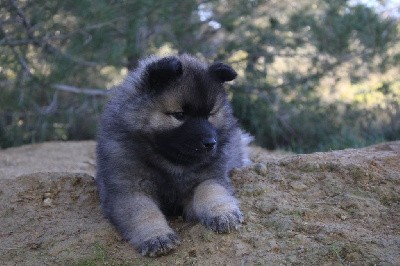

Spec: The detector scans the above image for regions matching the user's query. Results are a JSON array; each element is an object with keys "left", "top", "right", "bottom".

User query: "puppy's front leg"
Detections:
[
  {"left": 107, "top": 193, "right": 179, "bottom": 257},
  {"left": 191, "top": 179, "right": 243, "bottom": 233}
]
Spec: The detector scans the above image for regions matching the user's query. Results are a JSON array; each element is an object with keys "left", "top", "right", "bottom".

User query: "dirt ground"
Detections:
[{"left": 0, "top": 141, "right": 399, "bottom": 265}]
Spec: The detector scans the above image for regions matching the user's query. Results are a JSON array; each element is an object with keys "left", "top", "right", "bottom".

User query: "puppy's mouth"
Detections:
[{"left": 176, "top": 152, "right": 215, "bottom": 165}]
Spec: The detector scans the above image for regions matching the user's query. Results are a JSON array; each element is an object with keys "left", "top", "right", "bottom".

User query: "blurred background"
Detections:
[{"left": 1, "top": 0, "right": 399, "bottom": 153}]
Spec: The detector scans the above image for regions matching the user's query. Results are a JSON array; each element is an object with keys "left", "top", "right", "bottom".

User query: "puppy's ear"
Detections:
[
  {"left": 208, "top": 62, "right": 237, "bottom": 83},
  {"left": 146, "top": 56, "right": 183, "bottom": 89}
]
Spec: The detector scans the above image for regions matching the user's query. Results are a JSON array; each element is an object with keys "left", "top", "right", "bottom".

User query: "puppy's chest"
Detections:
[
  {"left": 156, "top": 174, "right": 195, "bottom": 216},
  {"left": 158, "top": 173, "right": 197, "bottom": 198}
]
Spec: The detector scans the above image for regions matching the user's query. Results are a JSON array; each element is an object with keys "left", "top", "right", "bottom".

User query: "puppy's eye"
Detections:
[{"left": 169, "top": 112, "right": 185, "bottom": 121}]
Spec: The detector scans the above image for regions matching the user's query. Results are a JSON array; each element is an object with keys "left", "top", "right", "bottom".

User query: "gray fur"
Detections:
[{"left": 96, "top": 54, "right": 251, "bottom": 256}]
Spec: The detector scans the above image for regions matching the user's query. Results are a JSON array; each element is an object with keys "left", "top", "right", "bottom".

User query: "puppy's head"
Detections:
[{"left": 124, "top": 55, "right": 237, "bottom": 165}]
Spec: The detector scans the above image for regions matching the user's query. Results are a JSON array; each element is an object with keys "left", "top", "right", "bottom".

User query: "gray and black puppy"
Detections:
[{"left": 96, "top": 54, "right": 252, "bottom": 257}]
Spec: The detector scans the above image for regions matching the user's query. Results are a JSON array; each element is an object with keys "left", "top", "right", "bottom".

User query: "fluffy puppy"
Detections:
[{"left": 96, "top": 54, "right": 251, "bottom": 257}]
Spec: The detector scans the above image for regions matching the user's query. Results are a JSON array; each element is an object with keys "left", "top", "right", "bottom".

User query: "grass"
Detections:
[
  {"left": 330, "top": 244, "right": 346, "bottom": 266},
  {"left": 74, "top": 242, "right": 110, "bottom": 266}
]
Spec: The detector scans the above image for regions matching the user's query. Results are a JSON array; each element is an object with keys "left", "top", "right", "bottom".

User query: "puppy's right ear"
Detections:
[
  {"left": 146, "top": 56, "right": 183, "bottom": 90},
  {"left": 208, "top": 62, "right": 237, "bottom": 83}
]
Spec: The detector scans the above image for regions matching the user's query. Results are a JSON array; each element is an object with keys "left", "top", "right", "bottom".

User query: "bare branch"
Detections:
[
  {"left": 40, "top": 91, "right": 58, "bottom": 115},
  {"left": 52, "top": 84, "right": 109, "bottom": 96},
  {"left": 0, "top": 38, "right": 36, "bottom": 47},
  {"left": 11, "top": 47, "right": 33, "bottom": 76}
]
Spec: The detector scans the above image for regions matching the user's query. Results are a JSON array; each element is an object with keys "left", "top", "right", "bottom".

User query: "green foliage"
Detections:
[
  {"left": 232, "top": 89, "right": 399, "bottom": 153},
  {"left": 1, "top": 0, "right": 399, "bottom": 152}
]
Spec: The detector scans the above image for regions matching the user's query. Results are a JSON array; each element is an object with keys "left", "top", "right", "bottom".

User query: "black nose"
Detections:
[{"left": 202, "top": 137, "right": 216, "bottom": 151}]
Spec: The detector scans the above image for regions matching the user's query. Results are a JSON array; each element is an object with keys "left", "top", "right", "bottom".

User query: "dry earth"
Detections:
[{"left": 0, "top": 141, "right": 399, "bottom": 265}]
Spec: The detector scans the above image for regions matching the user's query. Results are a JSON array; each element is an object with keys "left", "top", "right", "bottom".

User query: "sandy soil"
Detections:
[{"left": 0, "top": 141, "right": 399, "bottom": 265}]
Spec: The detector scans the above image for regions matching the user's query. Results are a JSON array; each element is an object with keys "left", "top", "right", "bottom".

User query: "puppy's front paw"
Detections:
[
  {"left": 202, "top": 209, "right": 244, "bottom": 233},
  {"left": 192, "top": 180, "right": 244, "bottom": 234},
  {"left": 139, "top": 233, "right": 180, "bottom": 257}
]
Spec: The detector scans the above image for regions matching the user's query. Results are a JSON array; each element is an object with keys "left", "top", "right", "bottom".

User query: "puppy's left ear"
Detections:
[
  {"left": 208, "top": 62, "right": 237, "bottom": 83},
  {"left": 146, "top": 56, "right": 183, "bottom": 89}
]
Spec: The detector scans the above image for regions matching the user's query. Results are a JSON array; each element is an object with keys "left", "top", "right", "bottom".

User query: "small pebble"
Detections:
[
  {"left": 290, "top": 181, "right": 308, "bottom": 191},
  {"left": 43, "top": 198, "right": 53, "bottom": 207},
  {"left": 253, "top": 163, "right": 268, "bottom": 176},
  {"left": 43, "top": 192, "right": 53, "bottom": 198}
]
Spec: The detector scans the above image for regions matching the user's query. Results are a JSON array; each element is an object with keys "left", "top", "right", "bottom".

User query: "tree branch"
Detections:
[
  {"left": 11, "top": 47, "right": 33, "bottom": 76},
  {"left": 52, "top": 84, "right": 109, "bottom": 96},
  {"left": 0, "top": 38, "right": 36, "bottom": 47}
]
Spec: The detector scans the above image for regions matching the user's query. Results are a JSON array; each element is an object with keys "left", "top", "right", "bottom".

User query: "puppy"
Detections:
[{"left": 96, "top": 54, "right": 251, "bottom": 256}]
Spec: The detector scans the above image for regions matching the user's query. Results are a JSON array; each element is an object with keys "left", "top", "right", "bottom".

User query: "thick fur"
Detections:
[{"left": 96, "top": 54, "right": 252, "bottom": 257}]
